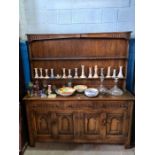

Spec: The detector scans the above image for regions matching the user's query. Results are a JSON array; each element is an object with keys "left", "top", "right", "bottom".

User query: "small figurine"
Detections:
[
  {"left": 67, "top": 79, "right": 73, "bottom": 87},
  {"left": 74, "top": 68, "right": 79, "bottom": 78},
  {"left": 112, "top": 69, "right": 117, "bottom": 78},
  {"left": 88, "top": 67, "right": 93, "bottom": 78},
  {"left": 45, "top": 69, "right": 49, "bottom": 79},
  {"left": 80, "top": 65, "right": 86, "bottom": 78},
  {"left": 106, "top": 66, "right": 111, "bottom": 78},
  {"left": 33, "top": 80, "right": 40, "bottom": 96},
  {"left": 68, "top": 69, "right": 72, "bottom": 78},
  {"left": 62, "top": 68, "right": 67, "bottom": 78},
  {"left": 39, "top": 68, "right": 44, "bottom": 78},
  {"left": 93, "top": 65, "right": 99, "bottom": 78},
  {"left": 48, "top": 94, "right": 56, "bottom": 98},
  {"left": 42, "top": 80, "right": 48, "bottom": 95},
  {"left": 27, "top": 82, "right": 33, "bottom": 97},
  {"left": 47, "top": 84, "right": 52, "bottom": 95},
  {"left": 117, "top": 66, "right": 124, "bottom": 78},
  {"left": 50, "top": 68, "right": 55, "bottom": 78},
  {"left": 34, "top": 68, "right": 39, "bottom": 78},
  {"left": 100, "top": 68, "right": 104, "bottom": 77}
]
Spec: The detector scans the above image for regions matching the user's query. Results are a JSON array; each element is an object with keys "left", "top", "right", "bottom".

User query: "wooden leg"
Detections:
[
  {"left": 28, "top": 132, "right": 35, "bottom": 147},
  {"left": 29, "top": 142, "right": 35, "bottom": 147},
  {"left": 125, "top": 102, "right": 134, "bottom": 149},
  {"left": 125, "top": 142, "right": 132, "bottom": 149}
]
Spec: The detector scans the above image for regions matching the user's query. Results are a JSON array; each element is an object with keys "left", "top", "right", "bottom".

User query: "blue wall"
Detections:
[
  {"left": 19, "top": 41, "right": 31, "bottom": 86},
  {"left": 20, "top": 39, "right": 135, "bottom": 93}
]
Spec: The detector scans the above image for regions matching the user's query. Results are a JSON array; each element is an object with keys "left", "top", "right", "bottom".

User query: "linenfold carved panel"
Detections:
[
  {"left": 56, "top": 113, "right": 74, "bottom": 135},
  {"left": 84, "top": 113, "right": 101, "bottom": 135},
  {"left": 106, "top": 113, "right": 124, "bottom": 136},
  {"left": 34, "top": 111, "right": 50, "bottom": 135}
]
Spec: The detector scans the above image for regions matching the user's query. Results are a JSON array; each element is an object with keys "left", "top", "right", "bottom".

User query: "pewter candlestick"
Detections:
[
  {"left": 112, "top": 69, "right": 117, "bottom": 78},
  {"left": 99, "top": 76, "right": 108, "bottom": 94},
  {"left": 74, "top": 68, "right": 78, "bottom": 78},
  {"left": 100, "top": 68, "right": 104, "bottom": 77}
]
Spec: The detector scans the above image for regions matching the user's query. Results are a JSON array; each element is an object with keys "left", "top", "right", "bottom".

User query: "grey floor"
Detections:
[{"left": 24, "top": 143, "right": 135, "bottom": 155}]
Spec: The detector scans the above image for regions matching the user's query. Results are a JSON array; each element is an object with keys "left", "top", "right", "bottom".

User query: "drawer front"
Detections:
[{"left": 28, "top": 100, "right": 129, "bottom": 110}]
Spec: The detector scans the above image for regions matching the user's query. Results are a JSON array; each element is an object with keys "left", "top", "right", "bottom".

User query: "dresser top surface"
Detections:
[{"left": 23, "top": 91, "right": 134, "bottom": 101}]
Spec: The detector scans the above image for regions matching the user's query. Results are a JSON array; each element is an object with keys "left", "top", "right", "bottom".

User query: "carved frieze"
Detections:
[{"left": 30, "top": 101, "right": 128, "bottom": 110}]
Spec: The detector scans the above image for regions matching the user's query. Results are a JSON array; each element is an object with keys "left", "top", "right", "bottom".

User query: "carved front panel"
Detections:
[
  {"left": 56, "top": 113, "right": 74, "bottom": 136},
  {"left": 105, "top": 112, "right": 127, "bottom": 138},
  {"left": 79, "top": 112, "right": 104, "bottom": 140},
  {"left": 33, "top": 111, "right": 51, "bottom": 135}
]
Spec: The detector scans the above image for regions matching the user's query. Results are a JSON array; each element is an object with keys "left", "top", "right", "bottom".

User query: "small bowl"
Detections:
[
  {"left": 56, "top": 87, "right": 76, "bottom": 97},
  {"left": 74, "top": 85, "right": 88, "bottom": 93},
  {"left": 84, "top": 88, "right": 99, "bottom": 97}
]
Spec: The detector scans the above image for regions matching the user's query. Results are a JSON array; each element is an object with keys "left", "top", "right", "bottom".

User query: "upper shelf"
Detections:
[{"left": 30, "top": 56, "right": 128, "bottom": 61}]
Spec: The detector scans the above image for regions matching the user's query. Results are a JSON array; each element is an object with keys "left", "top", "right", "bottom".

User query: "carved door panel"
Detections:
[
  {"left": 53, "top": 112, "right": 76, "bottom": 140},
  {"left": 104, "top": 111, "right": 128, "bottom": 139},
  {"left": 79, "top": 112, "right": 105, "bottom": 140},
  {"left": 33, "top": 111, "right": 51, "bottom": 136}
]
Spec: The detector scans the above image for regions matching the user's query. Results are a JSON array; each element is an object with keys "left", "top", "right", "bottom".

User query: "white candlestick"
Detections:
[
  {"left": 93, "top": 65, "right": 98, "bottom": 78},
  {"left": 39, "top": 68, "right": 44, "bottom": 78},
  {"left": 117, "top": 66, "right": 124, "bottom": 78},
  {"left": 45, "top": 69, "right": 49, "bottom": 79},
  {"left": 68, "top": 69, "right": 72, "bottom": 78},
  {"left": 88, "top": 67, "right": 93, "bottom": 78},
  {"left": 62, "top": 68, "right": 67, "bottom": 78},
  {"left": 80, "top": 65, "right": 86, "bottom": 78},
  {"left": 106, "top": 66, "right": 111, "bottom": 78},
  {"left": 34, "top": 68, "right": 39, "bottom": 78},
  {"left": 50, "top": 68, "right": 54, "bottom": 78},
  {"left": 74, "top": 68, "right": 79, "bottom": 78}
]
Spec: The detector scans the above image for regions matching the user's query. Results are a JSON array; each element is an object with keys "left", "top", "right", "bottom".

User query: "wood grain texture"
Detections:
[{"left": 24, "top": 32, "right": 134, "bottom": 148}]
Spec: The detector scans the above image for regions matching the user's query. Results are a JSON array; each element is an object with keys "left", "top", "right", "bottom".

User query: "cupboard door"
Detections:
[
  {"left": 53, "top": 112, "right": 76, "bottom": 140},
  {"left": 33, "top": 111, "right": 51, "bottom": 136},
  {"left": 57, "top": 113, "right": 74, "bottom": 135},
  {"left": 105, "top": 111, "right": 128, "bottom": 140},
  {"left": 79, "top": 112, "right": 105, "bottom": 140}
]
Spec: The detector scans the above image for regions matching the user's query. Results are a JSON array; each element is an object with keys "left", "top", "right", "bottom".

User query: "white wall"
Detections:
[{"left": 19, "top": 0, "right": 135, "bottom": 40}]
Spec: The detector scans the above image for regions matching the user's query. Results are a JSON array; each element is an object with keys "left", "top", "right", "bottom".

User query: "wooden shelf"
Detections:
[
  {"left": 30, "top": 56, "right": 128, "bottom": 61},
  {"left": 32, "top": 77, "right": 126, "bottom": 80}
]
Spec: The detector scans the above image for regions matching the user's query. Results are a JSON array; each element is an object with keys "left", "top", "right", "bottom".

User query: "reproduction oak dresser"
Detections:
[{"left": 23, "top": 32, "right": 134, "bottom": 148}]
